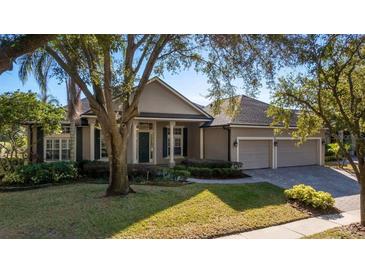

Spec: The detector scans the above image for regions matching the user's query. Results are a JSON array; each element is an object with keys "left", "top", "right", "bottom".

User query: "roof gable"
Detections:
[
  {"left": 78, "top": 77, "right": 212, "bottom": 120},
  {"left": 138, "top": 78, "right": 211, "bottom": 118}
]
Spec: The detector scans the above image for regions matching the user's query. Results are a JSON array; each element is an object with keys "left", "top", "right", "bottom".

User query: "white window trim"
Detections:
[
  {"left": 165, "top": 126, "right": 185, "bottom": 159},
  {"left": 44, "top": 137, "right": 71, "bottom": 162}
]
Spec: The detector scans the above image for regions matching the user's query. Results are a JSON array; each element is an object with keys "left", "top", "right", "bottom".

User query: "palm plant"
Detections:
[{"left": 18, "top": 51, "right": 59, "bottom": 105}]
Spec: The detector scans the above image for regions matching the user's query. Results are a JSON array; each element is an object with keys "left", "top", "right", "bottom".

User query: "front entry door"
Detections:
[{"left": 139, "top": 132, "right": 150, "bottom": 163}]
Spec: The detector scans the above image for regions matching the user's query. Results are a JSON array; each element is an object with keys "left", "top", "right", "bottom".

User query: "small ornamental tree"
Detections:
[
  {"left": 4, "top": 34, "right": 289, "bottom": 196},
  {"left": 267, "top": 34, "right": 365, "bottom": 225},
  {"left": 0, "top": 91, "right": 65, "bottom": 172}
]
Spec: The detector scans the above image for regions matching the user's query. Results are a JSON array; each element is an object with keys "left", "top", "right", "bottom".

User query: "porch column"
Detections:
[
  {"left": 88, "top": 118, "right": 95, "bottom": 161},
  {"left": 132, "top": 120, "right": 138, "bottom": 164},
  {"left": 169, "top": 121, "right": 175, "bottom": 167},
  {"left": 273, "top": 140, "right": 277, "bottom": 169},
  {"left": 26, "top": 125, "right": 31, "bottom": 164},
  {"left": 69, "top": 121, "right": 76, "bottom": 161},
  {"left": 153, "top": 121, "right": 157, "bottom": 164},
  {"left": 200, "top": 127, "right": 204, "bottom": 159}
]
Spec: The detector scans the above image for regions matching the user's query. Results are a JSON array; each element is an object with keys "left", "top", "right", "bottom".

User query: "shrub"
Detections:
[
  {"left": 284, "top": 184, "right": 335, "bottom": 210},
  {"left": 182, "top": 159, "right": 233, "bottom": 169},
  {"left": 19, "top": 161, "right": 78, "bottom": 185},
  {"left": 188, "top": 167, "right": 213, "bottom": 178},
  {"left": 81, "top": 161, "right": 109, "bottom": 178},
  {"left": 171, "top": 169, "right": 191, "bottom": 181},
  {"left": 187, "top": 166, "right": 243, "bottom": 179},
  {"left": 2, "top": 161, "right": 78, "bottom": 186},
  {"left": 173, "top": 165, "right": 187, "bottom": 170},
  {"left": 128, "top": 164, "right": 165, "bottom": 181},
  {"left": 1, "top": 172, "right": 24, "bottom": 185}
]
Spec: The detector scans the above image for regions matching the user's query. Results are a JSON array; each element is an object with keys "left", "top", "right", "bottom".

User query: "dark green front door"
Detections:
[{"left": 138, "top": 132, "right": 150, "bottom": 163}]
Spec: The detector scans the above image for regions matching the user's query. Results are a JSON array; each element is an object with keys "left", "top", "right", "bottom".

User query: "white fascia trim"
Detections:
[
  {"left": 134, "top": 117, "right": 211, "bottom": 122},
  {"left": 236, "top": 137, "right": 275, "bottom": 141},
  {"left": 149, "top": 77, "right": 212, "bottom": 118},
  {"left": 275, "top": 137, "right": 321, "bottom": 140},
  {"left": 230, "top": 124, "right": 298, "bottom": 129}
]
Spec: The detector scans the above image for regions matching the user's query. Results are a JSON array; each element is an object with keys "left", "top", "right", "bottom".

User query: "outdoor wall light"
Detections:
[
  {"left": 274, "top": 141, "right": 278, "bottom": 146},
  {"left": 322, "top": 140, "right": 326, "bottom": 145},
  {"left": 233, "top": 140, "right": 238, "bottom": 147}
]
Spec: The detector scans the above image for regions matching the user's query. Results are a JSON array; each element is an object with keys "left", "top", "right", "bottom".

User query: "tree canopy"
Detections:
[
  {"left": 267, "top": 34, "right": 365, "bottom": 224},
  {"left": 0, "top": 91, "right": 65, "bottom": 171}
]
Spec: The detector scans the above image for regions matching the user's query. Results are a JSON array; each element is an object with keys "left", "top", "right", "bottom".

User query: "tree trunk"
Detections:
[
  {"left": 105, "top": 127, "right": 132, "bottom": 196},
  {"left": 360, "top": 171, "right": 365, "bottom": 226}
]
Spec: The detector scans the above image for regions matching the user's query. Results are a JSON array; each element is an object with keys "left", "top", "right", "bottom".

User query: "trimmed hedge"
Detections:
[
  {"left": 181, "top": 159, "right": 242, "bottom": 169},
  {"left": 79, "top": 160, "right": 167, "bottom": 182},
  {"left": 186, "top": 166, "right": 244, "bottom": 179},
  {"left": 284, "top": 184, "right": 335, "bottom": 210}
]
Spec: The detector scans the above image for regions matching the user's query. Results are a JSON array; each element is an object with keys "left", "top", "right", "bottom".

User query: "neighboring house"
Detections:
[{"left": 26, "top": 77, "right": 325, "bottom": 169}]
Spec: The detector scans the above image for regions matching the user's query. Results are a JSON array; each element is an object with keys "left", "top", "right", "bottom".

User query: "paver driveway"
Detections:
[{"left": 245, "top": 166, "right": 359, "bottom": 198}]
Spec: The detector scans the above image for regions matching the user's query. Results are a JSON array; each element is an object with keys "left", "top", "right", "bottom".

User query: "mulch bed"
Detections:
[
  {"left": 345, "top": 223, "right": 365, "bottom": 237},
  {"left": 288, "top": 200, "right": 341, "bottom": 217}
]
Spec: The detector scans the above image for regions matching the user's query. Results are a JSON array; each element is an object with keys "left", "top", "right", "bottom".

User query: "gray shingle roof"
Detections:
[{"left": 204, "top": 95, "right": 297, "bottom": 127}]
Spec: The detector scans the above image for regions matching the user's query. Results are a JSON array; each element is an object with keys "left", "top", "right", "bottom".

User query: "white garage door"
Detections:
[
  {"left": 277, "top": 140, "right": 318, "bottom": 167},
  {"left": 238, "top": 140, "right": 271, "bottom": 169}
]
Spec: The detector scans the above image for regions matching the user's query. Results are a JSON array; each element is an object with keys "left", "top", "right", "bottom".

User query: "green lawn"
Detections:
[
  {"left": 305, "top": 227, "right": 365, "bottom": 239},
  {"left": 0, "top": 182, "right": 309, "bottom": 239}
]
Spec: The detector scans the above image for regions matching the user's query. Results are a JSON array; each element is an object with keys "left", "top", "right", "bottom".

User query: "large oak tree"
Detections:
[{"left": 3, "top": 34, "right": 287, "bottom": 196}]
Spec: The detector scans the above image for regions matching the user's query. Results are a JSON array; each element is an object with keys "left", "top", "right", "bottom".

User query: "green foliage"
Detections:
[
  {"left": 284, "top": 184, "right": 335, "bottom": 210},
  {"left": 0, "top": 91, "right": 65, "bottom": 172},
  {"left": 2, "top": 161, "right": 78, "bottom": 186},
  {"left": 326, "top": 143, "right": 351, "bottom": 167},
  {"left": 186, "top": 166, "right": 243, "bottom": 179},
  {"left": 181, "top": 159, "right": 236, "bottom": 169},
  {"left": 173, "top": 165, "right": 186, "bottom": 170},
  {"left": 267, "top": 35, "right": 365, "bottom": 179},
  {"left": 79, "top": 161, "right": 169, "bottom": 182},
  {"left": 2, "top": 172, "right": 23, "bottom": 185},
  {"left": 170, "top": 169, "right": 191, "bottom": 181}
]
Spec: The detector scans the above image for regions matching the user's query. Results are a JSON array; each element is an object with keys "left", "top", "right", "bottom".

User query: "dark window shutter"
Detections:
[
  {"left": 76, "top": 127, "right": 83, "bottom": 161},
  {"left": 183, "top": 127, "right": 188, "bottom": 157},
  {"left": 94, "top": 128, "right": 100, "bottom": 160},
  {"left": 163, "top": 127, "right": 167, "bottom": 158},
  {"left": 36, "top": 127, "right": 44, "bottom": 162}
]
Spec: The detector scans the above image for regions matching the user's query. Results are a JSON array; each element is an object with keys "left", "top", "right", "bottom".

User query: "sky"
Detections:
[{"left": 0, "top": 63, "right": 273, "bottom": 106}]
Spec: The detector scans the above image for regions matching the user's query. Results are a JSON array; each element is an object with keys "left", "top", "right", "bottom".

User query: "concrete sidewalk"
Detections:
[{"left": 219, "top": 209, "right": 360, "bottom": 239}]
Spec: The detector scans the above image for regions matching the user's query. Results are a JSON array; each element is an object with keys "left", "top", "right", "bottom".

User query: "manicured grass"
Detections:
[
  {"left": 0, "top": 182, "right": 309, "bottom": 239},
  {"left": 305, "top": 226, "right": 365, "bottom": 239}
]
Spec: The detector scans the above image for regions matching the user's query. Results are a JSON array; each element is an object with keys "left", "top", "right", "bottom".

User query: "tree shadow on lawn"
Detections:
[
  {"left": 204, "top": 182, "right": 287, "bottom": 211},
  {"left": 87, "top": 182, "right": 288, "bottom": 238},
  {"left": 0, "top": 182, "right": 289, "bottom": 239}
]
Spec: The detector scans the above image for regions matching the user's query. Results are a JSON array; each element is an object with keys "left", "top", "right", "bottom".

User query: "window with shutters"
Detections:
[{"left": 167, "top": 127, "right": 184, "bottom": 157}]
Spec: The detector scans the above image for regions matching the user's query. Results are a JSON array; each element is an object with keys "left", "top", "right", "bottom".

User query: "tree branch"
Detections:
[{"left": 0, "top": 34, "right": 56, "bottom": 74}]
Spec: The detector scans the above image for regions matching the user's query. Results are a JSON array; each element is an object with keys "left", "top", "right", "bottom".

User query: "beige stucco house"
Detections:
[{"left": 26, "top": 77, "right": 325, "bottom": 170}]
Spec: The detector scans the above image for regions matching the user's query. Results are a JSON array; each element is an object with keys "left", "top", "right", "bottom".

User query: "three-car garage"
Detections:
[{"left": 236, "top": 137, "right": 322, "bottom": 170}]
